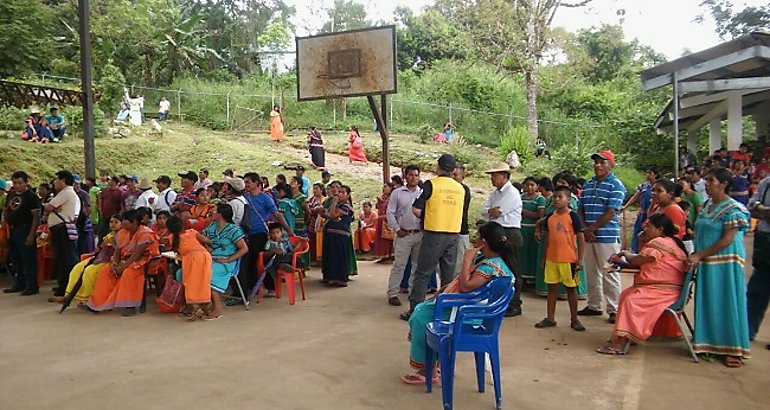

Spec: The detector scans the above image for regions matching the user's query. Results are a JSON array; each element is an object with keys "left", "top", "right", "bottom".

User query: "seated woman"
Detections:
[
  {"left": 21, "top": 109, "right": 53, "bottom": 143},
  {"left": 188, "top": 188, "right": 215, "bottom": 231},
  {"left": 84, "top": 210, "right": 160, "bottom": 316},
  {"left": 151, "top": 210, "right": 171, "bottom": 251},
  {"left": 402, "top": 221, "right": 514, "bottom": 385},
  {"left": 198, "top": 204, "right": 248, "bottom": 319},
  {"left": 354, "top": 201, "right": 377, "bottom": 253},
  {"left": 63, "top": 214, "right": 123, "bottom": 304},
  {"left": 167, "top": 216, "right": 214, "bottom": 321},
  {"left": 596, "top": 213, "right": 688, "bottom": 355}
]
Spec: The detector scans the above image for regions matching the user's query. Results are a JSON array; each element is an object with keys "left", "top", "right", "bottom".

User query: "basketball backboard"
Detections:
[{"left": 296, "top": 26, "right": 397, "bottom": 101}]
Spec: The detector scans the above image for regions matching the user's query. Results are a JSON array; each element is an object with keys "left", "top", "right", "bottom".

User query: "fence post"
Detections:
[
  {"left": 177, "top": 89, "right": 182, "bottom": 122},
  {"left": 226, "top": 91, "right": 231, "bottom": 129}
]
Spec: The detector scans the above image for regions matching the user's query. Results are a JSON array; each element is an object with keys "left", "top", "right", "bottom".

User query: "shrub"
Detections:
[
  {"left": 498, "top": 126, "right": 533, "bottom": 165},
  {"left": 450, "top": 144, "right": 485, "bottom": 173},
  {"left": 612, "top": 166, "right": 644, "bottom": 196}
]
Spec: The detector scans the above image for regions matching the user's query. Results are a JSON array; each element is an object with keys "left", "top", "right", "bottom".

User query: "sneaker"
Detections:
[
  {"left": 3, "top": 287, "right": 23, "bottom": 294},
  {"left": 608, "top": 313, "right": 617, "bottom": 324},
  {"left": 20, "top": 289, "right": 39, "bottom": 296},
  {"left": 570, "top": 319, "right": 586, "bottom": 331},
  {"left": 577, "top": 306, "right": 603, "bottom": 316},
  {"left": 388, "top": 297, "right": 402, "bottom": 306},
  {"left": 52, "top": 137, "right": 60, "bottom": 143}
]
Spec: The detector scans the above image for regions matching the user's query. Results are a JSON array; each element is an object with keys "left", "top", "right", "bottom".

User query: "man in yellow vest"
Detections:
[{"left": 400, "top": 154, "right": 470, "bottom": 320}]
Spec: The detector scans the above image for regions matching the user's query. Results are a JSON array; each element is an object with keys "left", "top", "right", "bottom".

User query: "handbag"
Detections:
[
  {"left": 53, "top": 212, "right": 79, "bottom": 241},
  {"left": 159, "top": 273, "right": 184, "bottom": 308},
  {"left": 381, "top": 220, "right": 396, "bottom": 240}
]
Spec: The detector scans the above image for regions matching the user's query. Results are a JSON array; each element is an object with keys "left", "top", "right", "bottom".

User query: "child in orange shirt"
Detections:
[{"left": 536, "top": 186, "right": 586, "bottom": 331}]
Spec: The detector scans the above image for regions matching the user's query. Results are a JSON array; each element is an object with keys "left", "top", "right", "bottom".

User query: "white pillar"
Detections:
[
  {"left": 709, "top": 118, "right": 722, "bottom": 154},
  {"left": 726, "top": 92, "right": 742, "bottom": 151},
  {"left": 687, "top": 130, "right": 698, "bottom": 155}
]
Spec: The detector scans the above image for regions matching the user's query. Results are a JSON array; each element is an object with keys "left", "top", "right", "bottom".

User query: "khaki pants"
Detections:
[
  {"left": 583, "top": 241, "right": 621, "bottom": 314},
  {"left": 386, "top": 232, "right": 422, "bottom": 298}
]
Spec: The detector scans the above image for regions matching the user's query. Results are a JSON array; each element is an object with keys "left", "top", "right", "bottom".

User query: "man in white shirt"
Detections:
[
  {"left": 686, "top": 167, "right": 708, "bottom": 199},
  {"left": 134, "top": 178, "right": 158, "bottom": 217},
  {"left": 385, "top": 165, "right": 423, "bottom": 307},
  {"left": 44, "top": 170, "right": 81, "bottom": 301},
  {"left": 158, "top": 97, "right": 171, "bottom": 121},
  {"left": 482, "top": 162, "right": 524, "bottom": 316},
  {"left": 152, "top": 175, "right": 176, "bottom": 215},
  {"left": 223, "top": 176, "right": 247, "bottom": 224},
  {"left": 194, "top": 168, "right": 213, "bottom": 191}
]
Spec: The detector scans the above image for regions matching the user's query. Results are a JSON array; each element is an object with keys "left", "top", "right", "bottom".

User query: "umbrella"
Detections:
[{"left": 60, "top": 256, "right": 96, "bottom": 313}]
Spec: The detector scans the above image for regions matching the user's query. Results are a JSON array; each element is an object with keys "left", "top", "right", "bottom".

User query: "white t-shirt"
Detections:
[
  {"left": 159, "top": 100, "right": 171, "bottom": 113},
  {"left": 154, "top": 187, "right": 177, "bottom": 214},
  {"left": 48, "top": 186, "right": 81, "bottom": 226},
  {"left": 135, "top": 189, "right": 158, "bottom": 210},
  {"left": 227, "top": 196, "right": 246, "bottom": 225}
]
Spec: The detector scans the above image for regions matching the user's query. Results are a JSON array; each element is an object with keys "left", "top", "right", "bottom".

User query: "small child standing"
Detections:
[
  {"left": 536, "top": 186, "right": 586, "bottom": 331},
  {"left": 264, "top": 222, "right": 294, "bottom": 297}
]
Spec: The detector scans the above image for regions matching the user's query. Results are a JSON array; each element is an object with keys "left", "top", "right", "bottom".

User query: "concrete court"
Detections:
[{"left": 1, "top": 260, "right": 769, "bottom": 410}]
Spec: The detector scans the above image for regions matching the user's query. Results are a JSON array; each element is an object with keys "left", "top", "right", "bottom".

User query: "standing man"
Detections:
[
  {"left": 482, "top": 162, "right": 524, "bottom": 317},
  {"left": 72, "top": 175, "right": 94, "bottom": 256},
  {"left": 385, "top": 165, "right": 423, "bottom": 307},
  {"left": 45, "top": 170, "right": 80, "bottom": 302},
  {"left": 686, "top": 166, "right": 708, "bottom": 199},
  {"left": 98, "top": 176, "right": 122, "bottom": 242},
  {"left": 2, "top": 171, "right": 41, "bottom": 295},
  {"left": 158, "top": 96, "right": 171, "bottom": 121},
  {"left": 747, "top": 175, "right": 770, "bottom": 344},
  {"left": 193, "top": 168, "right": 213, "bottom": 191},
  {"left": 152, "top": 175, "right": 176, "bottom": 215},
  {"left": 403, "top": 154, "right": 469, "bottom": 319},
  {"left": 134, "top": 178, "right": 158, "bottom": 212},
  {"left": 578, "top": 150, "right": 626, "bottom": 323},
  {"left": 452, "top": 164, "right": 472, "bottom": 276}
]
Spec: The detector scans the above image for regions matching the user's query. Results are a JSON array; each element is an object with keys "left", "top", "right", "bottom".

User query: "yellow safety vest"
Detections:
[{"left": 424, "top": 176, "right": 465, "bottom": 233}]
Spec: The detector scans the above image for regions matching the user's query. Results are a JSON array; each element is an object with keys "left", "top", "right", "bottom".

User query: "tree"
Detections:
[
  {"left": 395, "top": 7, "right": 474, "bottom": 71},
  {"left": 320, "top": 0, "right": 370, "bottom": 34},
  {"left": 697, "top": 1, "right": 770, "bottom": 39},
  {"left": 0, "top": 0, "right": 54, "bottom": 78},
  {"left": 574, "top": 25, "right": 635, "bottom": 84},
  {"left": 98, "top": 61, "right": 126, "bottom": 124}
]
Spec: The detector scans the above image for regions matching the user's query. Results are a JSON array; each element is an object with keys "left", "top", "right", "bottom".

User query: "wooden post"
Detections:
[
  {"left": 368, "top": 95, "right": 390, "bottom": 184},
  {"left": 78, "top": 0, "right": 96, "bottom": 179}
]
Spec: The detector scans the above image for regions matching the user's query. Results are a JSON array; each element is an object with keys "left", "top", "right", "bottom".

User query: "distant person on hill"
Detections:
[
  {"left": 432, "top": 122, "right": 454, "bottom": 143},
  {"left": 348, "top": 126, "right": 368, "bottom": 164},
  {"left": 158, "top": 97, "right": 171, "bottom": 121},
  {"left": 307, "top": 126, "right": 325, "bottom": 169},
  {"left": 21, "top": 108, "right": 54, "bottom": 143},
  {"left": 534, "top": 136, "right": 551, "bottom": 160},
  {"left": 45, "top": 107, "right": 66, "bottom": 142},
  {"left": 270, "top": 105, "right": 284, "bottom": 142}
]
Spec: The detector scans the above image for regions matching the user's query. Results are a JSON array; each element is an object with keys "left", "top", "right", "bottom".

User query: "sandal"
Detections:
[
  {"left": 535, "top": 318, "right": 557, "bottom": 328},
  {"left": 596, "top": 345, "right": 626, "bottom": 355},
  {"left": 401, "top": 372, "right": 440, "bottom": 386},
  {"left": 724, "top": 356, "right": 743, "bottom": 368},
  {"left": 204, "top": 313, "right": 223, "bottom": 321},
  {"left": 570, "top": 319, "right": 586, "bottom": 332},
  {"left": 187, "top": 306, "right": 206, "bottom": 322}
]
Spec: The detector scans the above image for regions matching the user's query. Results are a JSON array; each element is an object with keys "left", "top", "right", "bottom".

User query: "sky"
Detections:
[{"left": 284, "top": 0, "right": 768, "bottom": 60}]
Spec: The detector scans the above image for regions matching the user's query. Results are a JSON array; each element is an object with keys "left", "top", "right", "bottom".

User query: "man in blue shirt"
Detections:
[
  {"left": 45, "top": 107, "right": 66, "bottom": 142},
  {"left": 578, "top": 150, "right": 626, "bottom": 324}
]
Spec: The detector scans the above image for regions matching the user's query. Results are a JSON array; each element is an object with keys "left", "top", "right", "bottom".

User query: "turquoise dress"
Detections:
[
  {"left": 407, "top": 255, "right": 513, "bottom": 369},
  {"left": 521, "top": 193, "right": 546, "bottom": 281},
  {"left": 535, "top": 194, "right": 587, "bottom": 299},
  {"left": 203, "top": 222, "right": 245, "bottom": 293},
  {"left": 693, "top": 197, "right": 751, "bottom": 359}
]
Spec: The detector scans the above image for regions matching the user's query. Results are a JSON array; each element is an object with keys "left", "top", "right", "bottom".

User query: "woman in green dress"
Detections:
[
  {"left": 689, "top": 168, "right": 751, "bottom": 367},
  {"left": 521, "top": 177, "right": 545, "bottom": 285}
]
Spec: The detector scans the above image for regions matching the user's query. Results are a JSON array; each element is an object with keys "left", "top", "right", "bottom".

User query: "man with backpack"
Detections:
[{"left": 152, "top": 175, "right": 177, "bottom": 215}]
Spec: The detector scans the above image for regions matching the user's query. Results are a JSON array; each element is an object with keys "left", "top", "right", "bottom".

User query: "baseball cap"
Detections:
[
  {"left": 591, "top": 150, "right": 616, "bottom": 165},
  {"left": 178, "top": 171, "right": 197, "bottom": 181},
  {"left": 223, "top": 176, "right": 246, "bottom": 192},
  {"left": 127, "top": 175, "right": 139, "bottom": 182},
  {"left": 321, "top": 170, "right": 332, "bottom": 178},
  {"left": 71, "top": 173, "right": 82, "bottom": 183},
  {"left": 437, "top": 153, "right": 457, "bottom": 172}
]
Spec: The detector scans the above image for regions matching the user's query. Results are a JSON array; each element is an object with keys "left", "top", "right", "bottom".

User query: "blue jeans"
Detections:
[
  {"left": 400, "top": 256, "right": 437, "bottom": 290},
  {"left": 159, "top": 111, "right": 168, "bottom": 121},
  {"left": 747, "top": 266, "right": 770, "bottom": 340},
  {"left": 51, "top": 126, "right": 65, "bottom": 140},
  {"left": 8, "top": 224, "right": 38, "bottom": 291}
]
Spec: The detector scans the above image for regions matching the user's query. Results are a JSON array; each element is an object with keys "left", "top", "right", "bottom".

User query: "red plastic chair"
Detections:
[{"left": 274, "top": 236, "right": 310, "bottom": 305}]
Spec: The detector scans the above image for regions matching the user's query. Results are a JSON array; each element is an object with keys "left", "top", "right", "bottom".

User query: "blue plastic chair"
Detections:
[
  {"left": 662, "top": 267, "right": 698, "bottom": 362},
  {"left": 425, "top": 276, "right": 514, "bottom": 410}
]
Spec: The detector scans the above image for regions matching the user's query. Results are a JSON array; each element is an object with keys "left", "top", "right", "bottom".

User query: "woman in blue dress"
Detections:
[
  {"left": 689, "top": 168, "right": 751, "bottom": 367},
  {"left": 402, "top": 221, "right": 514, "bottom": 385},
  {"left": 623, "top": 166, "right": 659, "bottom": 252},
  {"left": 199, "top": 203, "right": 248, "bottom": 319}
]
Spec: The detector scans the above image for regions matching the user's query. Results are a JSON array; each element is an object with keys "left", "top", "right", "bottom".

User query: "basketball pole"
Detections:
[{"left": 367, "top": 95, "right": 390, "bottom": 184}]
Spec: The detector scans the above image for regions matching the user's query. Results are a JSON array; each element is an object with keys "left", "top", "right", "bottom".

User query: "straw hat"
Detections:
[
  {"left": 485, "top": 162, "right": 511, "bottom": 174},
  {"left": 138, "top": 178, "right": 153, "bottom": 190}
]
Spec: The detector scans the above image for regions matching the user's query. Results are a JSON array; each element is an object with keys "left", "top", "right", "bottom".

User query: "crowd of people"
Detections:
[{"left": 1, "top": 142, "right": 769, "bottom": 378}]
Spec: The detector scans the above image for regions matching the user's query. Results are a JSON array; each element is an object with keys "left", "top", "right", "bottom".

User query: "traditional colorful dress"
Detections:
[
  {"left": 729, "top": 172, "right": 751, "bottom": 205},
  {"left": 348, "top": 131, "right": 367, "bottom": 162},
  {"left": 693, "top": 197, "right": 751, "bottom": 359},
  {"left": 354, "top": 210, "right": 378, "bottom": 252},
  {"left": 203, "top": 222, "right": 245, "bottom": 293},
  {"left": 189, "top": 203, "right": 215, "bottom": 231},
  {"left": 613, "top": 236, "right": 687, "bottom": 342},
  {"left": 373, "top": 195, "right": 394, "bottom": 258},
  {"left": 65, "top": 231, "right": 117, "bottom": 302},
  {"left": 632, "top": 182, "right": 653, "bottom": 252},
  {"left": 521, "top": 193, "right": 545, "bottom": 281},
  {"left": 175, "top": 229, "right": 213, "bottom": 305},
  {"left": 87, "top": 226, "right": 159, "bottom": 311},
  {"left": 278, "top": 197, "right": 299, "bottom": 232},
  {"left": 647, "top": 203, "right": 688, "bottom": 240},
  {"left": 535, "top": 194, "right": 587, "bottom": 298},
  {"left": 322, "top": 202, "right": 353, "bottom": 283},
  {"left": 308, "top": 195, "right": 325, "bottom": 262},
  {"left": 308, "top": 130, "right": 325, "bottom": 168},
  {"left": 407, "top": 255, "right": 512, "bottom": 369},
  {"left": 293, "top": 192, "right": 310, "bottom": 268},
  {"left": 270, "top": 109, "right": 284, "bottom": 142}
]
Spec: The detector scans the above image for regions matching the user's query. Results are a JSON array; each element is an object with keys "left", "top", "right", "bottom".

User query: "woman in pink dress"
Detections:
[
  {"left": 596, "top": 213, "right": 689, "bottom": 355},
  {"left": 270, "top": 105, "right": 284, "bottom": 142},
  {"left": 348, "top": 126, "right": 367, "bottom": 163}
]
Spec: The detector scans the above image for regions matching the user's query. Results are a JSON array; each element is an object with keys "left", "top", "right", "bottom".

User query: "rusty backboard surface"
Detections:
[{"left": 296, "top": 26, "right": 397, "bottom": 101}]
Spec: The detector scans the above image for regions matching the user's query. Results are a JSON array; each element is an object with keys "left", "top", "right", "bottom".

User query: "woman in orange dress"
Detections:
[
  {"left": 645, "top": 178, "right": 687, "bottom": 243},
  {"left": 270, "top": 105, "right": 284, "bottom": 142},
  {"left": 354, "top": 201, "right": 378, "bottom": 253},
  {"left": 596, "top": 213, "right": 688, "bottom": 355},
  {"left": 188, "top": 188, "right": 215, "bottom": 231},
  {"left": 347, "top": 126, "right": 367, "bottom": 163},
  {"left": 167, "top": 215, "right": 213, "bottom": 321},
  {"left": 85, "top": 209, "right": 159, "bottom": 316}
]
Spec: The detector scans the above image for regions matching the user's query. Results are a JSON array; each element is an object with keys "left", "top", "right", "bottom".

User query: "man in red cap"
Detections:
[{"left": 578, "top": 150, "right": 627, "bottom": 324}]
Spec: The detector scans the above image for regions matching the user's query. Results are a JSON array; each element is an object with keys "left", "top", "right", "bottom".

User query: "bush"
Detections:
[
  {"left": 450, "top": 144, "right": 485, "bottom": 173},
  {"left": 0, "top": 106, "right": 27, "bottom": 131},
  {"left": 550, "top": 141, "right": 595, "bottom": 179},
  {"left": 612, "top": 166, "right": 644, "bottom": 196},
  {"left": 498, "top": 126, "right": 533, "bottom": 165}
]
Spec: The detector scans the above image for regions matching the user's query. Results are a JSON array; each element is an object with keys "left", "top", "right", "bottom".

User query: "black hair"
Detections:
[
  {"left": 553, "top": 172, "right": 578, "bottom": 194},
  {"left": 38, "top": 183, "right": 51, "bottom": 192},
  {"left": 195, "top": 187, "right": 207, "bottom": 197},
  {"left": 55, "top": 170, "right": 74, "bottom": 186},
  {"left": 110, "top": 213, "right": 124, "bottom": 222},
  {"left": 339, "top": 185, "right": 352, "bottom": 204},
  {"left": 136, "top": 207, "right": 153, "bottom": 221},
  {"left": 109, "top": 175, "right": 120, "bottom": 183},
  {"left": 313, "top": 182, "right": 327, "bottom": 197},
  {"left": 362, "top": 200, "right": 372, "bottom": 207},
  {"left": 156, "top": 210, "right": 171, "bottom": 220},
  {"left": 122, "top": 209, "right": 142, "bottom": 224},
  {"left": 85, "top": 177, "right": 97, "bottom": 186},
  {"left": 291, "top": 175, "right": 303, "bottom": 187},
  {"left": 477, "top": 222, "right": 517, "bottom": 275},
  {"left": 647, "top": 213, "right": 688, "bottom": 255},
  {"left": 276, "top": 174, "right": 287, "bottom": 183},
  {"left": 330, "top": 180, "right": 343, "bottom": 187},
  {"left": 391, "top": 175, "right": 403, "bottom": 187},
  {"left": 732, "top": 159, "right": 745, "bottom": 167},
  {"left": 678, "top": 201, "right": 690, "bottom": 211},
  {"left": 11, "top": 171, "right": 29, "bottom": 182},
  {"left": 166, "top": 216, "right": 184, "bottom": 253},
  {"left": 268, "top": 222, "right": 282, "bottom": 233},
  {"left": 511, "top": 182, "right": 523, "bottom": 192},
  {"left": 209, "top": 182, "right": 221, "bottom": 193},
  {"left": 708, "top": 167, "right": 733, "bottom": 193},
  {"left": 243, "top": 172, "right": 260, "bottom": 183},
  {"left": 576, "top": 178, "right": 586, "bottom": 189},
  {"left": 654, "top": 178, "right": 677, "bottom": 195},
  {"left": 537, "top": 177, "right": 554, "bottom": 192},
  {"left": 275, "top": 182, "right": 291, "bottom": 197},
  {"left": 404, "top": 164, "right": 420, "bottom": 175},
  {"left": 522, "top": 176, "right": 539, "bottom": 186},
  {"left": 645, "top": 166, "right": 660, "bottom": 177},
  {"left": 678, "top": 177, "right": 694, "bottom": 191},
  {"left": 553, "top": 185, "right": 572, "bottom": 196},
  {"left": 216, "top": 203, "right": 234, "bottom": 223}
]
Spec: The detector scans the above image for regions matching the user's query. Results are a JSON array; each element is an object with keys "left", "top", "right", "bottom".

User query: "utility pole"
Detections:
[{"left": 79, "top": 0, "right": 96, "bottom": 178}]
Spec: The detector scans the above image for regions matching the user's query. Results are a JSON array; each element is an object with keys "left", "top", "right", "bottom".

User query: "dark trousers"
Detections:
[
  {"left": 400, "top": 256, "right": 438, "bottom": 290},
  {"left": 503, "top": 227, "right": 523, "bottom": 307},
  {"left": 747, "top": 266, "right": 770, "bottom": 340},
  {"left": 50, "top": 224, "right": 78, "bottom": 296},
  {"left": 8, "top": 224, "right": 38, "bottom": 292},
  {"left": 238, "top": 233, "right": 269, "bottom": 296},
  {"left": 96, "top": 217, "right": 112, "bottom": 244},
  {"left": 408, "top": 232, "right": 458, "bottom": 310}
]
